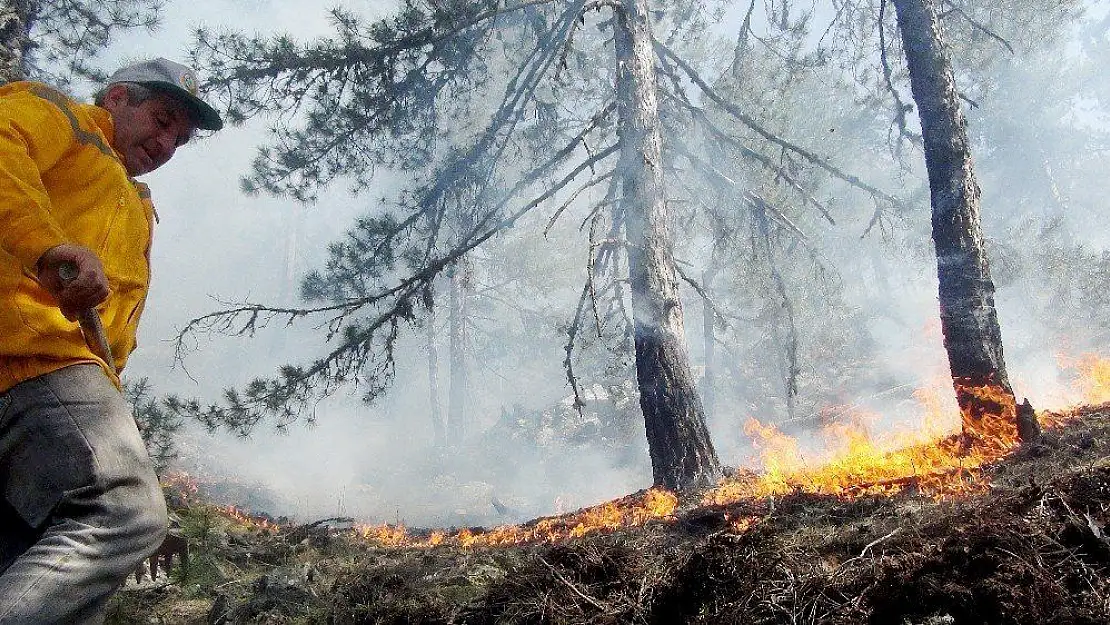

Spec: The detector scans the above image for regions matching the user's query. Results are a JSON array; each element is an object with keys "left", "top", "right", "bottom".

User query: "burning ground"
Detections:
[{"left": 108, "top": 398, "right": 1110, "bottom": 625}]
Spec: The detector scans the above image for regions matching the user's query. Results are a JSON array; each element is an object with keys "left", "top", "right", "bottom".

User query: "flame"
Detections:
[
  {"left": 162, "top": 471, "right": 201, "bottom": 505},
  {"left": 727, "top": 514, "right": 761, "bottom": 534},
  {"left": 954, "top": 378, "right": 1018, "bottom": 439},
  {"left": 217, "top": 504, "right": 281, "bottom": 533},
  {"left": 1074, "top": 353, "right": 1110, "bottom": 405},
  {"left": 171, "top": 353, "right": 1110, "bottom": 553},
  {"left": 354, "top": 523, "right": 409, "bottom": 547},
  {"left": 705, "top": 381, "right": 1022, "bottom": 506},
  {"left": 352, "top": 488, "right": 678, "bottom": 549},
  {"left": 161, "top": 472, "right": 282, "bottom": 532},
  {"left": 1040, "top": 352, "right": 1110, "bottom": 426},
  {"left": 911, "top": 382, "right": 961, "bottom": 438}
]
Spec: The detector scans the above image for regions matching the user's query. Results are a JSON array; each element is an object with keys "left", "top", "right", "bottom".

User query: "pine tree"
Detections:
[
  {"left": 0, "top": 0, "right": 161, "bottom": 87},
  {"left": 124, "top": 377, "right": 184, "bottom": 475},
  {"left": 172, "top": 1, "right": 906, "bottom": 490},
  {"left": 889, "top": 0, "right": 1024, "bottom": 437}
]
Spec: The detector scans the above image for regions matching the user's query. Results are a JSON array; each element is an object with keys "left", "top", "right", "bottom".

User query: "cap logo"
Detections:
[{"left": 180, "top": 70, "right": 198, "bottom": 95}]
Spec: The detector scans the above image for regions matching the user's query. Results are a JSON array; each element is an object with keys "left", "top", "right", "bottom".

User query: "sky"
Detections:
[{"left": 70, "top": 0, "right": 1110, "bottom": 525}]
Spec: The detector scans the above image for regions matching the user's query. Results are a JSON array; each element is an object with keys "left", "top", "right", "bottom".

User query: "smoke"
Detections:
[{"left": 82, "top": 0, "right": 1110, "bottom": 525}]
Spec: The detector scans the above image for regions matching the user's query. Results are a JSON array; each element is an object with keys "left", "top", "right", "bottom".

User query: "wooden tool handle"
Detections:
[{"left": 58, "top": 261, "right": 117, "bottom": 375}]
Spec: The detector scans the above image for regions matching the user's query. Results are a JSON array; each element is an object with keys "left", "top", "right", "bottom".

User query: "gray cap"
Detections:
[{"left": 107, "top": 58, "right": 223, "bottom": 131}]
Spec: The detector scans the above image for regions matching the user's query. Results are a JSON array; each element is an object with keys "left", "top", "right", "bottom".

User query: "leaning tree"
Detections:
[
  {"left": 886, "top": 0, "right": 1038, "bottom": 439},
  {"left": 746, "top": 0, "right": 1081, "bottom": 440}
]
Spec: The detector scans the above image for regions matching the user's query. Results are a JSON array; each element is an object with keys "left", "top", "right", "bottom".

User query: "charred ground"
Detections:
[{"left": 108, "top": 404, "right": 1110, "bottom": 624}]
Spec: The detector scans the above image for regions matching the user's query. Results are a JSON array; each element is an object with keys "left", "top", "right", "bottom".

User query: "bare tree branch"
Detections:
[
  {"left": 655, "top": 40, "right": 906, "bottom": 216},
  {"left": 544, "top": 171, "right": 615, "bottom": 237},
  {"left": 751, "top": 196, "right": 800, "bottom": 420},
  {"left": 663, "top": 94, "right": 835, "bottom": 225},
  {"left": 673, "top": 264, "right": 731, "bottom": 330},
  {"left": 878, "top": 0, "right": 923, "bottom": 149},
  {"left": 940, "top": 0, "right": 1015, "bottom": 54},
  {"left": 672, "top": 141, "right": 813, "bottom": 243},
  {"left": 563, "top": 282, "right": 592, "bottom": 412}
]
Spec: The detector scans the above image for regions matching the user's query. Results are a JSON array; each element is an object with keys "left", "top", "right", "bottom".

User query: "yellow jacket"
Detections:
[{"left": 0, "top": 81, "right": 155, "bottom": 392}]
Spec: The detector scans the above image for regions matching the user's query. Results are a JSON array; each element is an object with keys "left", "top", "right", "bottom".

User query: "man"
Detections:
[{"left": 0, "top": 58, "right": 222, "bottom": 624}]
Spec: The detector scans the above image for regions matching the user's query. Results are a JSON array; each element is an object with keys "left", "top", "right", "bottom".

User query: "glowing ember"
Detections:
[{"left": 726, "top": 514, "right": 761, "bottom": 534}]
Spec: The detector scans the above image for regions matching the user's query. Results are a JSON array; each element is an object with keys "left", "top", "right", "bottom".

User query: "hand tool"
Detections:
[{"left": 57, "top": 261, "right": 117, "bottom": 376}]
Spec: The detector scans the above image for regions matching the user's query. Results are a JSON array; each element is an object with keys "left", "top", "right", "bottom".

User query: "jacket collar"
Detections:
[{"left": 86, "top": 104, "right": 126, "bottom": 163}]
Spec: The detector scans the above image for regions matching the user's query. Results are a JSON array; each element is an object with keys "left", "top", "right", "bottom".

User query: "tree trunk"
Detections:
[
  {"left": 446, "top": 260, "right": 470, "bottom": 446},
  {"left": 613, "top": 0, "right": 721, "bottom": 492},
  {"left": 891, "top": 0, "right": 1030, "bottom": 438},
  {"left": 753, "top": 201, "right": 799, "bottom": 423},
  {"left": 427, "top": 301, "right": 446, "bottom": 452},
  {"left": 700, "top": 265, "right": 718, "bottom": 422},
  {"left": 0, "top": 0, "right": 31, "bottom": 85}
]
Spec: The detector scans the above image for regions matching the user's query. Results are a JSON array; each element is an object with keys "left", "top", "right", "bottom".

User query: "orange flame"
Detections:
[
  {"left": 354, "top": 523, "right": 410, "bottom": 547},
  {"left": 217, "top": 504, "right": 281, "bottom": 533},
  {"left": 352, "top": 488, "right": 678, "bottom": 549},
  {"left": 1041, "top": 352, "right": 1110, "bottom": 427},
  {"left": 1074, "top": 353, "right": 1110, "bottom": 405},
  {"left": 727, "top": 514, "right": 761, "bottom": 534},
  {"left": 706, "top": 381, "right": 1022, "bottom": 506},
  {"left": 161, "top": 471, "right": 201, "bottom": 505},
  {"left": 178, "top": 353, "right": 1110, "bottom": 552}
]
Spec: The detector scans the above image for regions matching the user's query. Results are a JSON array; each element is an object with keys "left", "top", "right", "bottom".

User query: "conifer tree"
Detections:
[
  {"left": 173, "top": 0, "right": 902, "bottom": 491},
  {"left": 0, "top": 0, "right": 161, "bottom": 86},
  {"left": 124, "top": 378, "right": 184, "bottom": 475},
  {"left": 888, "top": 0, "right": 1026, "bottom": 437}
]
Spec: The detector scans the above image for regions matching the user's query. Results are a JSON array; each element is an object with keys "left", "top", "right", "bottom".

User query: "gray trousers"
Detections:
[{"left": 0, "top": 364, "right": 167, "bottom": 624}]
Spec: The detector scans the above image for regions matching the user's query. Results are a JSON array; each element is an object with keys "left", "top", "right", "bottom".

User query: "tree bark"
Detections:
[
  {"left": 0, "top": 0, "right": 31, "bottom": 85},
  {"left": 614, "top": 0, "right": 721, "bottom": 491},
  {"left": 446, "top": 259, "right": 471, "bottom": 446},
  {"left": 426, "top": 301, "right": 446, "bottom": 452},
  {"left": 753, "top": 201, "right": 799, "bottom": 423},
  {"left": 891, "top": 0, "right": 1028, "bottom": 436},
  {"left": 700, "top": 265, "right": 719, "bottom": 422}
]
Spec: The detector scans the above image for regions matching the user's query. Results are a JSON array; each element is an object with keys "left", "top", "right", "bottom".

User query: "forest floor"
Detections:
[{"left": 107, "top": 403, "right": 1110, "bottom": 625}]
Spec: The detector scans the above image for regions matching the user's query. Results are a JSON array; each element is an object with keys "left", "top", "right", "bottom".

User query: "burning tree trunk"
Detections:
[
  {"left": 0, "top": 0, "right": 31, "bottom": 84},
  {"left": 891, "top": 0, "right": 1036, "bottom": 441},
  {"left": 614, "top": 0, "right": 721, "bottom": 491}
]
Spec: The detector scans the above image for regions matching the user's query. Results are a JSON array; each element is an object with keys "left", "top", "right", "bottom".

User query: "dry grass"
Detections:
[{"left": 109, "top": 405, "right": 1110, "bottom": 624}]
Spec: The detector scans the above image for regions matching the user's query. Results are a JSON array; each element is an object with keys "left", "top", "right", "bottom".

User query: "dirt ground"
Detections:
[{"left": 107, "top": 404, "right": 1110, "bottom": 624}]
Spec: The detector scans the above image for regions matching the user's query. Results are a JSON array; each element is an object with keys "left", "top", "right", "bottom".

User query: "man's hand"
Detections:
[{"left": 36, "top": 244, "right": 110, "bottom": 320}]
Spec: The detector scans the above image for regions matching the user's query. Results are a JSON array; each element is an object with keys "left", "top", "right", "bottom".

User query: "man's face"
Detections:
[{"left": 103, "top": 84, "right": 196, "bottom": 176}]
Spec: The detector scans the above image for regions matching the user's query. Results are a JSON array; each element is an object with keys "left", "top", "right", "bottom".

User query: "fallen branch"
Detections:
[{"left": 539, "top": 556, "right": 616, "bottom": 614}]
